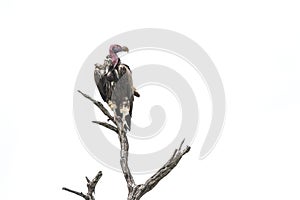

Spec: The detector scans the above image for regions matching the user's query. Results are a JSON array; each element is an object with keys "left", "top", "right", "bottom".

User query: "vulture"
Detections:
[{"left": 94, "top": 44, "right": 139, "bottom": 131}]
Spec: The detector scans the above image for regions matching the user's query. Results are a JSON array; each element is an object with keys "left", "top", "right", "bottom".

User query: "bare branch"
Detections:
[
  {"left": 118, "top": 127, "right": 136, "bottom": 191},
  {"left": 62, "top": 187, "right": 87, "bottom": 199},
  {"left": 130, "top": 140, "right": 191, "bottom": 199},
  {"left": 87, "top": 171, "right": 102, "bottom": 195},
  {"left": 77, "top": 90, "right": 116, "bottom": 125},
  {"left": 178, "top": 138, "right": 185, "bottom": 151},
  {"left": 92, "top": 121, "right": 118, "bottom": 134},
  {"left": 85, "top": 177, "right": 90, "bottom": 183},
  {"left": 63, "top": 171, "right": 103, "bottom": 200}
]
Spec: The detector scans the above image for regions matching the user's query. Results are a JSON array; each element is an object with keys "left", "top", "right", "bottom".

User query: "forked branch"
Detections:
[
  {"left": 63, "top": 171, "right": 102, "bottom": 200},
  {"left": 92, "top": 121, "right": 118, "bottom": 133},
  {"left": 74, "top": 91, "right": 191, "bottom": 200}
]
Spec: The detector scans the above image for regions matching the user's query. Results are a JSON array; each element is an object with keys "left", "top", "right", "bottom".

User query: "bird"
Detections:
[{"left": 94, "top": 44, "right": 140, "bottom": 131}]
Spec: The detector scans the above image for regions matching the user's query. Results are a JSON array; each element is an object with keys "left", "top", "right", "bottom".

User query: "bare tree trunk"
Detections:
[{"left": 63, "top": 91, "right": 190, "bottom": 200}]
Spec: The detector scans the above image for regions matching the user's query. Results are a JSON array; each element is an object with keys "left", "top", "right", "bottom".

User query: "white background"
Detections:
[{"left": 1, "top": 0, "right": 300, "bottom": 199}]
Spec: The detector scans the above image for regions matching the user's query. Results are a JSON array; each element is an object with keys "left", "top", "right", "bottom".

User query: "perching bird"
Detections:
[{"left": 94, "top": 44, "right": 139, "bottom": 131}]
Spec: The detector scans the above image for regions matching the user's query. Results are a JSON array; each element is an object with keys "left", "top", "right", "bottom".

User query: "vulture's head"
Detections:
[
  {"left": 109, "top": 44, "right": 129, "bottom": 54},
  {"left": 109, "top": 44, "right": 129, "bottom": 67}
]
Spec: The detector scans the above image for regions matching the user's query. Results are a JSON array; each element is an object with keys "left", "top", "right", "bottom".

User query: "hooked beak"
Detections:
[{"left": 122, "top": 46, "right": 129, "bottom": 53}]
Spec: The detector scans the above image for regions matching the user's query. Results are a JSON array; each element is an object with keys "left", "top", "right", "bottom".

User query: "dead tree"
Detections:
[{"left": 63, "top": 90, "right": 191, "bottom": 200}]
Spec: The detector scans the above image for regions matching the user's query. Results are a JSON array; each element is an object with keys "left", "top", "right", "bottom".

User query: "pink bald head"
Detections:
[{"left": 109, "top": 44, "right": 129, "bottom": 67}]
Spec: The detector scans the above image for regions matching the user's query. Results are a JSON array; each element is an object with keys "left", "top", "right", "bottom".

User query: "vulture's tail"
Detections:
[
  {"left": 111, "top": 99, "right": 131, "bottom": 132},
  {"left": 118, "top": 98, "right": 131, "bottom": 132}
]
